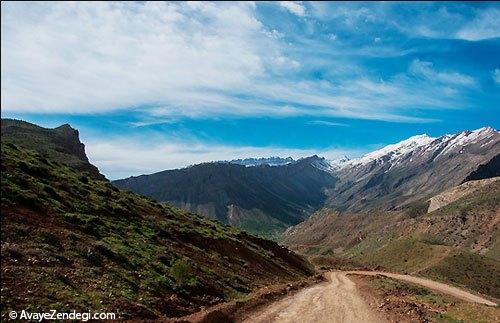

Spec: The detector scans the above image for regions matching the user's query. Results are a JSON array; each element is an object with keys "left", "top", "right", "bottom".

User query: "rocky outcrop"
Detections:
[{"left": 1, "top": 119, "right": 106, "bottom": 180}]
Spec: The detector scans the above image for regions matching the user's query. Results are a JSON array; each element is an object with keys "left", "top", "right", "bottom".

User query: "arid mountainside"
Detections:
[
  {"left": 282, "top": 179, "right": 500, "bottom": 298},
  {"left": 427, "top": 177, "right": 499, "bottom": 212},
  {"left": 0, "top": 120, "right": 313, "bottom": 320},
  {"left": 326, "top": 127, "right": 500, "bottom": 212},
  {"left": 113, "top": 156, "right": 337, "bottom": 238}
]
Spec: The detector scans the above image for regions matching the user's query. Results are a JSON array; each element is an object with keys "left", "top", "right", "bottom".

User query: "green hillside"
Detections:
[
  {"left": 1, "top": 119, "right": 105, "bottom": 180},
  {"left": 1, "top": 140, "right": 313, "bottom": 320}
]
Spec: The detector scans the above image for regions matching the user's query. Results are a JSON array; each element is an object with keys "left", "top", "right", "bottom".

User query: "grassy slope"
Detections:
[
  {"left": 1, "top": 142, "right": 313, "bottom": 320},
  {"left": 358, "top": 182, "right": 500, "bottom": 298},
  {"left": 1, "top": 119, "right": 105, "bottom": 180},
  {"left": 360, "top": 239, "right": 500, "bottom": 299}
]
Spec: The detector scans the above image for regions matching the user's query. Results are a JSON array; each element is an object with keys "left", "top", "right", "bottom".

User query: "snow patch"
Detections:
[{"left": 348, "top": 134, "right": 436, "bottom": 166}]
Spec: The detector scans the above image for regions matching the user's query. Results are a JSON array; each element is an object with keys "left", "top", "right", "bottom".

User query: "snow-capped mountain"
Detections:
[
  {"left": 341, "top": 126, "right": 497, "bottom": 169},
  {"left": 326, "top": 126, "right": 499, "bottom": 212},
  {"left": 115, "top": 126, "right": 499, "bottom": 234},
  {"left": 348, "top": 134, "right": 435, "bottom": 167},
  {"left": 227, "top": 156, "right": 295, "bottom": 167},
  {"left": 327, "top": 155, "right": 351, "bottom": 169}
]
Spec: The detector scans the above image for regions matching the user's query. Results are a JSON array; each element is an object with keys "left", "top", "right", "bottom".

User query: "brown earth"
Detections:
[
  {"left": 352, "top": 274, "right": 500, "bottom": 323},
  {"left": 237, "top": 271, "right": 497, "bottom": 323}
]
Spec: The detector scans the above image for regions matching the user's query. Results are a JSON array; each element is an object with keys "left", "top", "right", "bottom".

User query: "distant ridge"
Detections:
[
  {"left": 225, "top": 156, "right": 295, "bottom": 167},
  {"left": 113, "top": 155, "right": 337, "bottom": 238}
]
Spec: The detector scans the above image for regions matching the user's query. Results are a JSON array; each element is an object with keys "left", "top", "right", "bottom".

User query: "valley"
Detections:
[{"left": 114, "top": 127, "right": 499, "bottom": 239}]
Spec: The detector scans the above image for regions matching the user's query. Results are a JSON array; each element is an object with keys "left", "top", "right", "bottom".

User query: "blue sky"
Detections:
[{"left": 2, "top": 2, "right": 499, "bottom": 179}]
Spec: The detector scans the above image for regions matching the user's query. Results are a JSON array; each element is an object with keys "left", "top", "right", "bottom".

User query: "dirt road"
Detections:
[
  {"left": 242, "top": 271, "right": 382, "bottom": 323},
  {"left": 243, "top": 271, "right": 497, "bottom": 323},
  {"left": 347, "top": 271, "right": 497, "bottom": 306}
]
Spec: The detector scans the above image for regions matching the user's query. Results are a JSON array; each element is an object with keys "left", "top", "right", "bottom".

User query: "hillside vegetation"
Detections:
[
  {"left": 1, "top": 119, "right": 105, "bottom": 180},
  {"left": 1, "top": 135, "right": 313, "bottom": 320}
]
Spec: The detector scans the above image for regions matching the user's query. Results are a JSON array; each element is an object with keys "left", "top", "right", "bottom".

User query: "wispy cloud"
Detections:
[
  {"left": 0, "top": 2, "right": 492, "bottom": 124},
  {"left": 409, "top": 59, "right": 476, "bottom": 87},
  {"left": 456, "top": 8, "right": 500, "bottom": 41},
  {"left": 310, "top": 2, "right": 500, "bottom": 41},
  {"left": 493, "top": 69, "right": 500, "bottom": 84},
  {"left": 307, "top": 120, "right": 349, "bottom": 127},
  {"left": 277, "top": 1, "right": 306, "bottom": 17}
]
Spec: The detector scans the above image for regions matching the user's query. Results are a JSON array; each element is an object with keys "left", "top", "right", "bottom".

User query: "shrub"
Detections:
[
  {"left": 170, "top": 258, "right": 192, "bottom": 286},
  {"left": 4, "top": 244, "right": 24, "bottom": 260},
  {"left": 39, "top": 232, "right": 63, "bottom": 250}
]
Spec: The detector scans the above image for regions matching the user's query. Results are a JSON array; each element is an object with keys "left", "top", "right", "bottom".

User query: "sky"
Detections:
[{"left": 2, "top": 1, "right": 500, "bottom": 179}]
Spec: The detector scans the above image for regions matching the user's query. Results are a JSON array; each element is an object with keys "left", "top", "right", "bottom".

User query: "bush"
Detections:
[
  {"left": 406, "top": 200, "right": 430, "bottom": 218},
  {"left": 170, "top": 258, "right": 192, "bottom": 286},
  {"left": 4, "top": 244, "right": 24, "bottom": 260},
  {"left": 39, "top": 232, "right": 63, "bottom": 250}
]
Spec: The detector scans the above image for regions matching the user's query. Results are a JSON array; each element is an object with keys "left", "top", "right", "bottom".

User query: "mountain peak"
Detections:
[{"left": 349, "top": 133, "right": 436, "bottom": 167}]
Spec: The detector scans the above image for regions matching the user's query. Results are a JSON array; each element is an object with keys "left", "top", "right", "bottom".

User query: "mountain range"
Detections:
[
  {"left": 224, "top": 156, "right": 295, "bottom": 167},
  {"left": 113, "top": 156, "right": 337, "bottom": 238},
  {"left": 114, "top": 126, "right": 500, "bottom": 237},
  {"left": 326, "top": 126, "right": 499, "bottom": 212}
]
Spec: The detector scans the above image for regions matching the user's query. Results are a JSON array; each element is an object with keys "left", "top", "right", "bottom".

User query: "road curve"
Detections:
[
  {"left": 242, "top": 271, "right": 383, "bottom": 323},
  {"left": 243, "top": 271, "right": 497, "bottom": 323},
  {"left": 346, "top": 271, "right": 497, "bottom": 307}
]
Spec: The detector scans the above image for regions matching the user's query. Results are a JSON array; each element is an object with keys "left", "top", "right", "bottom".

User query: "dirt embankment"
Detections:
[
  {"left": 347, "top": 271, "right": 497, "bottom": 306},
  {"left": 165, "top": 274, "right": 324, "bottom": 323}
]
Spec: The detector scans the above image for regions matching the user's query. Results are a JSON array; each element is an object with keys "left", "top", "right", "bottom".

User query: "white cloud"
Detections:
[
  {"left": 1, "top": 2, "right": 273, "bottom": 113},
  {"left": 493, "top": 69, "right": 500, "bottom": 84},
  {"left": 278, "top": 1, "right": 306, "bottom": 17},
  {"left": 456, "top": 8, "right": 500, "bottom": 41},
  {"left": 311, "top": 3, "right": 499, "bottom": 41},
  {"left": 409, "top": 59, "right": 476, "bottom": 87},
  {"left": 85, "top": 137, "right": 363, "bottom": 179},
  {"left": 307, "top": 120, "right": 349, "bottom": 127},
  {"left": 0, "top": 2, "right": 477, "bottom": 123}
]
